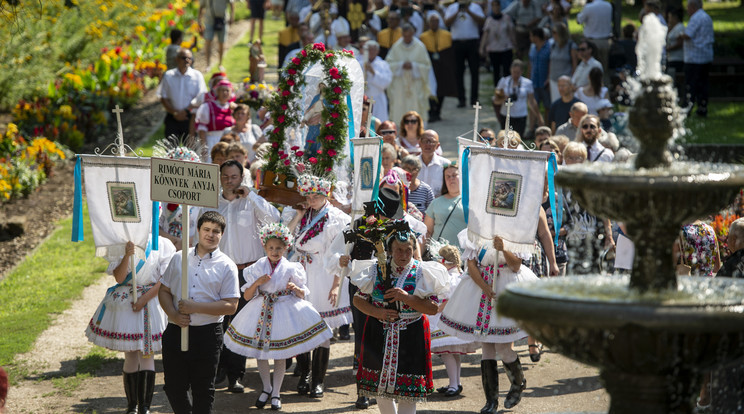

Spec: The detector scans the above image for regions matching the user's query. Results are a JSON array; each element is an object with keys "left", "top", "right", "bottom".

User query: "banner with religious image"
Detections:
[
  {"left": 461, "top": 147, "right": 550, "bottom": 254},
  {"left": 72, "top": 155, "right": 158, "bottom": 262},
  {"left": 350, "top": 137, "right": 383, "bottom": 219}
]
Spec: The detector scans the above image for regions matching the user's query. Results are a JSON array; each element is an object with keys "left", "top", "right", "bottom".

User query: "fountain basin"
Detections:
[{"left": 499, "top": 276, "right": 744, "bottom": 413}]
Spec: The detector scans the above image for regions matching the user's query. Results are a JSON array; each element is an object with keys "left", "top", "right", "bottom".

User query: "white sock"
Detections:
[
  {"left": 441, "top": 354, "right": 459, "bottom": 389},
  {"left": 138, "top": 352, "right": 155, "bottom": 371},
  {"left": 257, "top": 359, "right": 272, "bottom": 398},
  {"left": 123, "top": 351, "right": 139, "bottom": 373},
  {"left": 378, "top": 397, "right": 397, "bottom": 414},
  {"left": 271, "top": 359, "right": 286, "bottom": 398},
  {"left": 398, "top": 400, "right": 417, "bottom": 414}
]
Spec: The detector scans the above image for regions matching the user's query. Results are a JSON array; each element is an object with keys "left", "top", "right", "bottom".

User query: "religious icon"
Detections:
[
  {"left": 301, "top": 82, "right": 327, "bottom": 156},
  {"left": 360, "top": 157, "right": 374, "bottom": 190},
  {"left": 486, "top": 172, "right": 520, "bottom": 216},
  {"left": 107, "top": 182, "right": 141, "bottom": 222}
]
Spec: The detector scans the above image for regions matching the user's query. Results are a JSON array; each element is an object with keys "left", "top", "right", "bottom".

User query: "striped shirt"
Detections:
[{"left": 409, "top": 181, "right": 435, "bottom": 214}]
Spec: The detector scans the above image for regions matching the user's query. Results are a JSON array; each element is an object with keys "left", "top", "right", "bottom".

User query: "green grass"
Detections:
[
  {"left": 682, "top": 102, "right": 744, "bottom": 144},
  {"left": 50, "top": 373, "right": 92, "bottom": 396},
  {"left": 0, "top": 204, "right": 107, "bottom": 369},
  {"left": 75, "top": 346, "right": 119, "bottom": 375}
]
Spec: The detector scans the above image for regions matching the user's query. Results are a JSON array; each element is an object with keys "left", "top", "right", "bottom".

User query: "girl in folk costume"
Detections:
[
  {"left": 85, "top": 236, "right": 177, "bottom": 414},
  {"left": 351, "top": 226, "right": 450, "bottom": 414},
  {"left": 286, "top": 174, "right": 352, "bottom": 398},
  {"left": 439, "top": 230, "right": 538, "bottom": 413},
  {"left": 426, "top": 242, "right": 479, "bottom": 397},
  {"left": 223, "top": 223, "right": 333, "bottom": 410},
  {"left": 196, "top": 78, "right": 236, "bottom": 162}
]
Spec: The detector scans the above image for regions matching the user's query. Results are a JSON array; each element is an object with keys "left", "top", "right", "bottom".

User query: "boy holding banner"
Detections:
[{"left": 159, "top": 211, "right": 239, "bottom": 414}]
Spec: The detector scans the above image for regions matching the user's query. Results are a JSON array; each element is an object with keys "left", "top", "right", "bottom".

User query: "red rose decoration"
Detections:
[
  {"left": 301, "top": 49, "right": 308, "bottom": 57},
  {"left": 288, "top": 68, "right": 297, "bottom": 75},
  {"left": 343, "top": 48, "right": 354, "bottom": 56},
  {"left": 313, "top": 43, "right": 325, "bottom": 52},
  {"left": 284, "top": 160, "right": 291, "bottom": 166},
  {"left": 281, "top": 104, "right": 288, "bottom": 110},
  {"left": 282, "top": 90, "right": 291, "bottom": 96},
  {"left": 292, "top": 57, "right": 301, "bottom": 65},
  {"left": 291, "top": 146, "right": 300, "bottom": 151},
  {"left": 271, "top": 142, "right": 279, "bottom": 148},
  {"left": 325, "top": 135, "right": 335, "bottom": 141},
  {"left": 327, "top": 149, "right": 338, "bottom": 157},
  {"left": 333, "top": 86, "right": 342, "bottom": 94},
  {"left": 280, "top": 153, "right": 289, "bottom": 159},
  {"left": 331, "top": 112, "right": 339, "bottom": 118},
  {"left": 308, "top": 157, "right": 318, "bottom": 164},
  {"left": 325, "top": 167, "right": 333, "bottom": 172},
  {"left": 277, "top": 115, "right": 285, "bottom": 123},
  {"left": 325, "top": 53, "right": 334, "bottom": 59},
  {"left": 295, "top": 150, "right": 304, "bottom": 157},
  {"left": 287, "top": 79, "right": 295, "bottom": 86},
  {"left": 331, "top": 99, "right": 340, "bottom": 105},
  {"left": 325, "top": 122, "right": 334, "bottom": 128}
]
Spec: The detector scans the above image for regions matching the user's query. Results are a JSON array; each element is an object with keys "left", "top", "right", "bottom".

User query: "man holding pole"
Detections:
[{"left": 159, "top": 210, "right": 239, "bottom": 414}]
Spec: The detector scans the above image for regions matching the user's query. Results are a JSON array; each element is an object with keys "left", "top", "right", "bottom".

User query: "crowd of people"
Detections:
[{"left": 70, "top": 0, "right": 735, "bottom": 413}]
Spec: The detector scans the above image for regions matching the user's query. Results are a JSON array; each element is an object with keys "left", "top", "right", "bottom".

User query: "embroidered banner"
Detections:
[
  {"left": 74, "top": 155, "right": 156, "bottom": 262},
  {"left": 350, "top": 137, "right": 383, "bottom": 219},
  {"left": 462, "top": 147, "right": 549, "bottom": 254}
]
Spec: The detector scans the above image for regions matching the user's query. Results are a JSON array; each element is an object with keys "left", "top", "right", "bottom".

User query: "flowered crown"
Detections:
[
  {"left": 259, "top": 222, "right": 294, "bottom": 247},
  {"left": 153, "top": 135, "right": 203, "bottom": 162},
  {"left": 297, "top": 174, "right": 333, "bottom": 196}
]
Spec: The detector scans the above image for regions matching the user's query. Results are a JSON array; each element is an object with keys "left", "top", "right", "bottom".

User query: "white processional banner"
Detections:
[
  {"left": 73, "top": 155, "right": 155, "bottom": 262},
  {"left": 462, "top": 146, "right": 549, "bottom": 254},
  {"left": 350, "top": 137, "right": 382, "bottom": 219},
  {"left": 457, "top": 136, "right": 487, "bottom": 192}
]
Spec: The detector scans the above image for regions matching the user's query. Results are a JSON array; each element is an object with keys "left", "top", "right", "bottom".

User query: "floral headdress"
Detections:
[
  {"left": 153, "top": 136, "right": 203, "bottom": 162},
  {"left": 297, "top": 174, "right": 333, "bottom": 197},
  {"left": 259, "top": 222, "right": 294, "bottom": 247}
]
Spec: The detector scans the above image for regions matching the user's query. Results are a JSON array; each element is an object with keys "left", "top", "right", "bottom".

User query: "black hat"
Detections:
[{"left": 363, "top": 188, "right": 404, "bottom": 219}]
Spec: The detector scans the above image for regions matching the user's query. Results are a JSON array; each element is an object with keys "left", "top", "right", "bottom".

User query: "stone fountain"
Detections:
[{"left": 497, "top": 15, "right": 744, "bottom": 413}]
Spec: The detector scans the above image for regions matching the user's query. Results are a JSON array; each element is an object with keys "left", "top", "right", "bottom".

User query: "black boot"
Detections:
[
  {"left": 503, "top": 358, "right": 526, "bottom": 409},
  {"left": 309, "top": 347, "right": 330, "bottom": 398},
  {"left": 479, "top": 360, "right": 499, "bottom": 414},
  {"left": 296, "top": 352, "right": 311, "bottom": 395},
  {"left": 137, "top": 370, "right": 155, "bottom": 414},
  {"left": 123, "top": 372, "right": 139, "bottom": 414}
]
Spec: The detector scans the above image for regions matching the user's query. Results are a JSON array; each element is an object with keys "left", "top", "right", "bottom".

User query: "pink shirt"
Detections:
[{"left": 481, "top": 15, "right": 515, "bottom": 53}]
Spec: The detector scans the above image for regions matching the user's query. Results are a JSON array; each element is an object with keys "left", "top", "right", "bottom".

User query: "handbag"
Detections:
[
  {"left": 213, "top": 17, "right": 225, "bottom": 31},
  {"left": 676, "top": 234, "right": 691, "bottom": 276}
]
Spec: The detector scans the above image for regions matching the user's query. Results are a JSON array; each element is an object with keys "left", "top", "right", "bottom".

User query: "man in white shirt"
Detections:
[
  {"left": 159, "top": 210, "right": 240, "bottom": 414},
  {"left": 576, "top": 0, "right": 612, "bottom": 81},
  {"left": 362, "top": 40, "right": 393, "bottom": 122},
  {"left": 204, "top": 160, "right": 280, "bottom": 393},
  {"left": 577, "top": 114, "right": 613, "bottom": 163},
  {"left": 444, "top": 0, "right": 485, "bottom": 108},
  {"left": 417, "top": 130, "right": 450, "bottom": 197},
  {"left": 571, "top": 40, "right": 603, "bottom": 89},
  {"left": 158, "top": 48, "right": 207, "bottom": 140}
]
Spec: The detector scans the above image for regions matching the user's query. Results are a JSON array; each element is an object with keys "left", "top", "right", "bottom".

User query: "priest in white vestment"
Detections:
[
  {"left": 385, "top": 23, "right": 432, "bottom": 124},
  {"left": 362, "top": 40, "right": 393, "bottom": 122}
]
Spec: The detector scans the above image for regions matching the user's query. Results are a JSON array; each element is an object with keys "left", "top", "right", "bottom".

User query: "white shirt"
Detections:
[
  {"left": 418, "top": 153, "right": 450, "bottom": 197},
  {"left": 577, "top": 0, "right": 613, "bottom": 39},
  {"left": 496, "top": 76, "right": 534, "bottom": 118},
  {"left": 571, "top": 57, "right": 603, "bottom": 88},
  {"left": 444, "top": 2, "right": 484, "bottom": 40},
  {"left": 206, "top": 191, "right": 280, "bottom": 265},
  {"left": 586, "top": 139, "right": 614, "bottom": 163},
  {"left": 161, "top": 247, "right": 239, "bottom": 326},
  {"left": 158, "top": 67, "right": 207, "bottom": 112},
  {"left": 364, "top": 56, "right": 393, "bottom": 121}
]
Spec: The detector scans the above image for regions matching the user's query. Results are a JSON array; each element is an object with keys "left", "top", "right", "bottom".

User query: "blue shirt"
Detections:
[
  {"left": 684, "top": 8, "right": 714, "bottom": 64},
  {"left": 529, "top": 40, "right": 551, "bottom": 87}
]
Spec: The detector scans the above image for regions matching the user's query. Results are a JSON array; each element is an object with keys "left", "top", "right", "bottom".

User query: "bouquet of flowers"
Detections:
[
  {"left": 710, "top": 212, "right": 741, "bottom": 257},
  {"left": 236, "top": 78, "right": 275, "bottom": 110}
]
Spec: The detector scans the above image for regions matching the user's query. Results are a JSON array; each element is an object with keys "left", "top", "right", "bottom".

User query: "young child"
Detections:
[
  {"left": 223, "top": 223, "right": 333, "bottom": 410},
  {"left": 86, "top": 235, "right": 177, "bottom": 414},
  {"left": 428, "top": 243, "right": 479, "bottom": 397},
  {"left": 210, "top": 141, "right": 230, "bottom": 166}
]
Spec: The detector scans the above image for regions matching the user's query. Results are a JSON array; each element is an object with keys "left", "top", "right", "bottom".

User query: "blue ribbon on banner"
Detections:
[
  {"left": 547, "top": 153, "right": 562, "bottom": 247},
  {"left": 461, "top": 147, "right": 471, "bottom": 224},
  {"left": 72, "top": 155, "right": 84, "bottom": 242},
  {"left": 371, "top": 138, "right": 382, "bottom": 202},
  {"left": 97, "top": 236, "right": 153, "bottom": 324},
  {"left": 152, "top": 202, "right": 160, "bottom": 250},
  {"left": 346, "top": 94, "right": 355, "bottom": 144}
]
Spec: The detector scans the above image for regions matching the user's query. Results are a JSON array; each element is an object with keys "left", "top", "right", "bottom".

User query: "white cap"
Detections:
[
  {"left": 597, "top": 99, "right": 613, "bottom": 110},
  {"left": 331, "top": 17, "right": 350, "bottom": 37}
]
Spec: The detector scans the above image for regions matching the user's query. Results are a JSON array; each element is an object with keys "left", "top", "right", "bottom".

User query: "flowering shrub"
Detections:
[
  {"left": 0, "top": 124, "right": 67, "bottom": 203},
  {"left": 6, "top": 0, "right": 199, "bottom": 150},
  {"left": 710, "top": 212, "right": 741, "bottom": 257}
]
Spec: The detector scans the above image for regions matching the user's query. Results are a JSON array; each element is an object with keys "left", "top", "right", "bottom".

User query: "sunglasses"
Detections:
[
  {"left": 404, "top": 119, "right": 419, "bottom": 125},
  {"left": 581, "top": 124, "right": 598, "bottom": 130},
  {"left": 380, "top": 129, "right": 396, "bottom": 135}
]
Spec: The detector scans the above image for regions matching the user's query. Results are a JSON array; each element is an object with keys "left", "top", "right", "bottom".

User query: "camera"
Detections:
[{"left": 509, "top": 91, "right": 519, "bottom": 102}]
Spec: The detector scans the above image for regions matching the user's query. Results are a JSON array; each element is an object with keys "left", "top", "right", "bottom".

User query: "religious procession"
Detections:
[{"left": 2, "top": 0, "right": 744, "bottom": 413}]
